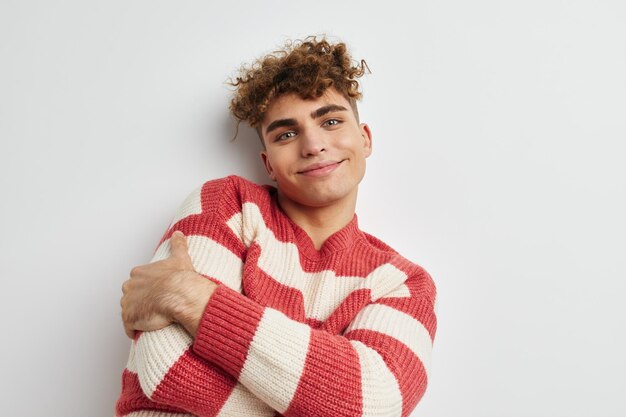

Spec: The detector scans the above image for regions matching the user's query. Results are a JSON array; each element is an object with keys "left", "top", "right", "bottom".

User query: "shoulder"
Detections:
[
  {"left": 358, "top": 230, "right": 437, "bottom": 304},
  {"left": 197, "top": 174, "right": 259, "bottom": 196},
  {"left": 196, "top": 175, "right": 274, "bottom": 218}
]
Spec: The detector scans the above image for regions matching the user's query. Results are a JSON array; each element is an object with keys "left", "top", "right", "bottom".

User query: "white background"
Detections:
[{"left": 1, "top": 1, "right": 625, "bottom": 416}]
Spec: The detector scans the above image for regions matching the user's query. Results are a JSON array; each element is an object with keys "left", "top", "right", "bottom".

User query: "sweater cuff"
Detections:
[{"left": 192, "top": 285, "right": 265, "bottom": 378}]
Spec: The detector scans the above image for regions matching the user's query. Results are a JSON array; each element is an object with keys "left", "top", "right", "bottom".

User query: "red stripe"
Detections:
[
  {"left": 318, "top": 288, "right": 372, "bottom": 333},
  {"left": 243, "top": 246, "right": 307, "bottom": 322},
  {"left": 295, "top": 253, "right": 396, "bottom": 276},
  {"left": 402, "top": 269, "right": 437, "bottom": 300},
  {"left": 203, "top": 177, "right": 240, "bottom": 218},
  {"left": 151, "top": 350, "right": 237, "bottom": 417},
  {"left": 376, "top": 295, "right": 437, "bottom": 340},
  {"left": 115, "top": 369, "right": 186, "bottom": 416},
  {"left": 286, "top": 330, "right": 363, "bottom": 417},
  {"left": 345, "top": 329, "right": 429, "bottom": 417},
  {"left": 193, "top": 285, "right": 265, "bottom": 379},
  {"left": 157, "top": 214, "right": 247, "bottom": 259}
]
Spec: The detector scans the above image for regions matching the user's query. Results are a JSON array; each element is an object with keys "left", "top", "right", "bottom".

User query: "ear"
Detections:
[
  {"left": 260, "top": 150, "right": 276, "bottom": 181},
  {"left": 359, "top": 123, "right": 373, "bottom": 158}
]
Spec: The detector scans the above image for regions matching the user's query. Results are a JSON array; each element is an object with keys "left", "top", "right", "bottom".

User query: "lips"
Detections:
[{"left": 298, "top": 160, "right": 344, "bottom": 176}]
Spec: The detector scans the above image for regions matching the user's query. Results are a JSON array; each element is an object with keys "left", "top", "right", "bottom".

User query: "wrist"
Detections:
[{"left": 172, "top": 272, "right": 217, "bottom": 337}]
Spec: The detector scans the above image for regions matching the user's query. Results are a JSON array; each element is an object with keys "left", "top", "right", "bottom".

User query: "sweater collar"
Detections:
[
  {"left": 266, "top": 185, "right": 363, "bottom": 259},
  {"left": 290, "top": 213, "right": 361, "bottom": 259}
]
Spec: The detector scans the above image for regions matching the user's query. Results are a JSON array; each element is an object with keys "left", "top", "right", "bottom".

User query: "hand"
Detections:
[{"left": 121, "top": 231, "right": 216, "bottom": 339}]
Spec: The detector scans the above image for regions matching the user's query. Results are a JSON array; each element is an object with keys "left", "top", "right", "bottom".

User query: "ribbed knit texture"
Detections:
[{"left": 115, "top": 175, "right": 437, "bottom": 417}]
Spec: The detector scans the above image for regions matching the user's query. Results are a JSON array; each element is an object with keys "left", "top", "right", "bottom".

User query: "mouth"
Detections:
[{"left": 298, "top": 160, "right": 345, "bottom": 176}]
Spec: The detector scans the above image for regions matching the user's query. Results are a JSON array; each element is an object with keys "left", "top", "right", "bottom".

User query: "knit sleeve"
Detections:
[
  {"left": 192, "top": 265, "right": 437, "bottom": 417},
  {"left": 115, "top": 177, "right": 275, "bottom": 417}
]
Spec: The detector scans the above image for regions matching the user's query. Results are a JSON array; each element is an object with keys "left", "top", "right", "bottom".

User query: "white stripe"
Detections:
[
  {"left": 345, "top": 304, "right": 433, "bottom": 378},
  {"left": 152, "top": 235, "right": 244, "bottom": 292},
  {"left": 217, "top": 383, "right": 275, "bottom": 417},
  {"left": 122, "top": 411, "right": 195, "bottom": 417},
  {"left": 239, "top": 309, "right": 311, "bottom": 413},
  {"left": 227, "top": 203, "right": 409, "bottom": 321},
  {"left": 366, "top": 264, "right": 409, "bottom": 300},
  {"left": 352, "top": 341, "right": 403, "bottom": 417},
  {"left": 226, "top": 212, "right": 245, "bottom": 244},
  {"left": 125, "top": 340, "right": 137, "bottom": 373},
  {"left": 381, "top": 284, "right": 411, "bottom": 299},
  {"left": 169, "top": 185, "right": 203, "bottom": 228},
  {"left": 134, "top": 324, "right": 192, "bottom": 398}
]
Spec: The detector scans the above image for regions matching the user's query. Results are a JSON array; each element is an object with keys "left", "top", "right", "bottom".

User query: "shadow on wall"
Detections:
[{"left": 214, "top": 109, "right": 270, "bottom": 185}]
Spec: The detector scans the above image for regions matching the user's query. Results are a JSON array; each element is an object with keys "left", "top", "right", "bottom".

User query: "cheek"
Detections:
[
  {"left": 268, "top": 157, "right": 294, "bottom": 181},
  {"left": 351, "top": 150, "right": 368, "bottom": 179}
]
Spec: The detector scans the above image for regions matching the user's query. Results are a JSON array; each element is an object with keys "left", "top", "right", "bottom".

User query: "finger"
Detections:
[
  {"left": 125, "top": 325, "right": 135, "bottom": 339},
  {"left": 121, "top": 280, "right": 129, "bottom": 294},
  {"left": 129, "top": 265, "right": 144, "bottom": 278},
  {"left": 170, "top": 230, "right": 189, "bottom": 258},
  {"left": 123, "top": 315, "right": 135, "bottom": 339}
]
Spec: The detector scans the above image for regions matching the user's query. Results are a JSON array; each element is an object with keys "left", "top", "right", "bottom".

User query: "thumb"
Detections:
[{"left": 170, "top": 230, "right": 189, "bottom": 257}]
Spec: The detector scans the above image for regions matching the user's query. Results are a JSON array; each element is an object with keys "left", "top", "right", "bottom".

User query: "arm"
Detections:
[
  {"left": 120, "top": 263, "right": 435, "bottom": 417},
  {"left": 189, "top": 265, "right": 437, "bottom": 417},
  {"left": 119, "top": 177, "right": 436, "bottom": 416},
  {"left": 116, "top": 179, "right": 276, "bottom": 417},
  {"left": 124, "top": 231, "right": 436, "bottom": 417}
]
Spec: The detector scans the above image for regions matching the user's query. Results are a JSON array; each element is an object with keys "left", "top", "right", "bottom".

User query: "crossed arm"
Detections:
[
  {"left": 116, "top": 185, "right": 436, "bottom": 417},
  {"left": 120, "top": 230, "right": 216, "bottom": 341},
  {"left": 117, "top": 225, "right": 275, "bottom": 417}
]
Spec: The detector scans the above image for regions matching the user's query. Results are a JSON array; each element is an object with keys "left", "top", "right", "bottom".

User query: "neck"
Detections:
[{"left": 277, "top": 189, "right": 358, "bottom": 250}]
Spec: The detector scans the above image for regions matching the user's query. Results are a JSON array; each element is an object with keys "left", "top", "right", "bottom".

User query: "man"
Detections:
[{"left": 116, "top": 37, "right": 437, "bottom": 417}]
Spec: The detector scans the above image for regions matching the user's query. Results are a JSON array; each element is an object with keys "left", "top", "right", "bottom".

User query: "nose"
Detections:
[{"left": 299, "top": 129, "right": 327, "bottom": 157}]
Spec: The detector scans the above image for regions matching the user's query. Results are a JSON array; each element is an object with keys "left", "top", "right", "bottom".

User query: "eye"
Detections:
[
  {"left": 276, "top": 131, "right": 296, "bottom": 142},
  {"left": 323, "top": 118, "right": 342, "bottom": 127}
]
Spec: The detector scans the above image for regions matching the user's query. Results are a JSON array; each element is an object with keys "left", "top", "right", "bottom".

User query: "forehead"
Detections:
[{"left": 262, "top": 88, "right": 351, "bottom": 123}]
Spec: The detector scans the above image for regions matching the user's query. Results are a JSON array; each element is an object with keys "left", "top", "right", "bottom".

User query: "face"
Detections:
[{"left": 260, "top": 87, "right": 373, "bottom": 211}]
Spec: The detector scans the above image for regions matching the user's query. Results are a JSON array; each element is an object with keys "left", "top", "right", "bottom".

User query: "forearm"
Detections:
[
  {"left": 116, "top": 330, "right": 276, "bottom": 417},
  {"left": 118, "top": 178, "right": 276, "bottom": 415},
  {"left": 129, "top": 323, "right": 275, "bottom": 417},
  {"left": 168, "top": 272, "right": 215, "bottom": 339},
  {"left": 115, "top": 341, "right": 196, "bottom": 417},
  {"left": 192, "top": 279, "right": 436, "bottom": 417},
  {"left": 118, "top": 285, "right": 275, "bottom": 417},
  {"left": 127, "top": 218, "right": 275, "bottom": 415}
]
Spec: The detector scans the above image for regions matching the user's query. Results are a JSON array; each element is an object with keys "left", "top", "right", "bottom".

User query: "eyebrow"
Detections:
[
  {"left": 265, "top": 118, "right": 297, "bottom": 136},
  {"left": 265, "top": 104, "right": 349, "bottom": 136},
  {"left": 311, "top": 104, "right": 348, "bottom": 119}
]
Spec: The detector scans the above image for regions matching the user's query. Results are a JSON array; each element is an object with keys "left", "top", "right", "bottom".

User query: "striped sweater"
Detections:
[{"left": 115, "top": 175, "right": 437, "bottom": 417}]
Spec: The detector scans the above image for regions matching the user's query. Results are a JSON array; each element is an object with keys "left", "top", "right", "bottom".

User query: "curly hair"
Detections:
[{"left": 228, "top": 36, "right": 369, "bottom": 141}]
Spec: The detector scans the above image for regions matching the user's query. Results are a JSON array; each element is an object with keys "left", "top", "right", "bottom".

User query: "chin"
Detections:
[{"left": 304, "top": 187, "right": 354, "bottom": 207}]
